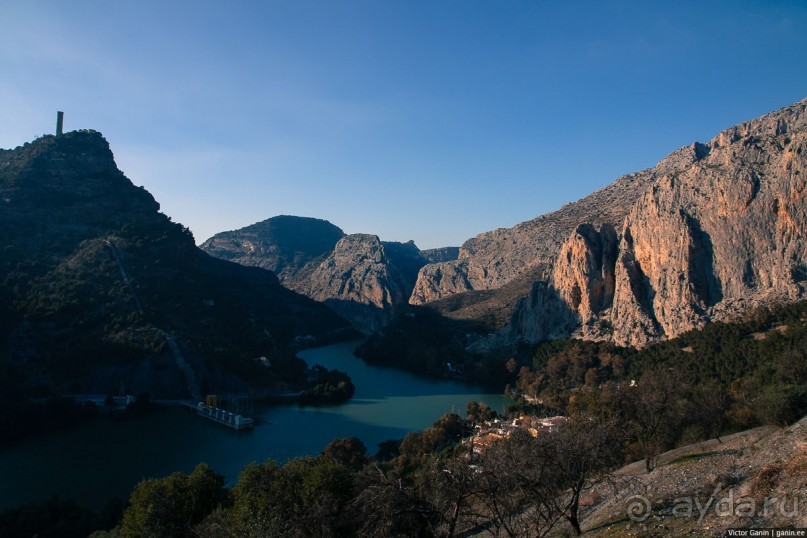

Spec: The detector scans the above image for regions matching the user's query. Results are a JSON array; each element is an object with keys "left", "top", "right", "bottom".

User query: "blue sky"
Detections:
[{"left": 2, "top": 1, "right": 806, "bottom": 249}]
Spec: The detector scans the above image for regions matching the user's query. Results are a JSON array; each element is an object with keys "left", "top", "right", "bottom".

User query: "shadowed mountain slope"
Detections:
[
  {"left": 202, "top": 218, "right": 435, "bottom": 333},
  {"left": 0, "top": 131, "right": 349, "bottom": 399}
]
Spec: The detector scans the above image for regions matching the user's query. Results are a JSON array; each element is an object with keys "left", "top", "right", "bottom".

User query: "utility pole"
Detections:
[{"left": 56, "top": 111, "right": 64, "bottom": 136}]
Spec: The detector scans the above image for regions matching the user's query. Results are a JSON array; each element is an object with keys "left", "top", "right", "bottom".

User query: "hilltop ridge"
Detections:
[
  {"left": 406, "top": 97, "right": 807, "bottom": 350},
  {"left": 202, "top": 216, "right": 451, "bottom": 332},
  {"left": 0, "top": 131, "right": 350, "bottom": 400}
]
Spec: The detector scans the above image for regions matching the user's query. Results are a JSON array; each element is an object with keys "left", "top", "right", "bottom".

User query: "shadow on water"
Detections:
[
  {"left": 300, "top": 340, "right": 498, "bottom": 399},
  {"left": 0, "top": 340, "right": 504, "bottom": 512}
]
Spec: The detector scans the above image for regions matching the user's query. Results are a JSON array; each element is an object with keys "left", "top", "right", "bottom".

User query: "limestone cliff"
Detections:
[
  {"left": 518, "top": 97, "right": 807, "bottom": 347},
  {"left": 295, "top": 235, "right": 417, "bottom": 332},
  {"left": 409, "top": 169, "right": 656, "bottom": 305},
  {"left": 554, "top": 223, "right": 618, "bottom": 332},
  {"left": 203, "top": 220, "right": 431, "bottom": 332},
  {"left": 421, "top": 246, "right": 460, "bottom": 263}
]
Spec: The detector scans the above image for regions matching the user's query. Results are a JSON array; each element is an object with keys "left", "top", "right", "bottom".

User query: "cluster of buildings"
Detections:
[{"left": 463, "top": 415, "right": 568, "bottom": 452}]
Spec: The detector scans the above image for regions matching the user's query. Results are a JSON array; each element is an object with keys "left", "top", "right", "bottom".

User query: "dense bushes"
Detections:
[
  {"left": 75, "top": 410, "right": 631, "bottom": 537},
  {"left": 299, "top": 366, "right": 355, "bottom": 404},
  {"left": 509, "top": 300, "right": 807, "bottom": 460},
  {"left": 355, "top": 305, "right": 513, "bottom": 388}
]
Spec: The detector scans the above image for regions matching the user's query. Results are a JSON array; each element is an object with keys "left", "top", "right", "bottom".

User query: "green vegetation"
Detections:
[
  {"left": 21, "top": 410, "right": 624, "bottom": 537},
  {"left": 299, "top": 366, "right": 355, "bottom": 404},
  {"left": 0, "top": 132, "right": 352, "bottom": 446},
  {"left": 7, "top": 294, "right": 807, "bottom": 538},
  {"left": 355, "top": 304, "right": 514, "bottom": 388},
  {"left": 116, "top": 464, "right": 225, "bottom": 538},
  {"left": 509, "top": 300, "right": 807, "bottom": 468},
  {"left": 3, "top": 299, "right": 805, "bottom": 536}
]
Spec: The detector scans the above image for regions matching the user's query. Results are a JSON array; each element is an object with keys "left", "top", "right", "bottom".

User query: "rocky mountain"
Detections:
[
  {"left": 421, "top": 246, "right": 460, "bottom": 263},
  {"left": 199, "top": 215, "right": 345, "bottom": 281},
  {"left": 0, "top": 131, "right": 350, "bottom": 399},
  {"left": 202, "top": 219, "right": 431, "bottom": 332},
  {"left": 409, "top": 169, "right": 657, "bottom": 306},
  {"left": 547, "top": 97, "right": 807, "bottom": 347},
  {"left": 481, "top": 97, "right": 807, "bottom": 348},
  {"left": 395, "top": 98, "right": 807, "bottom": 354},
  {"left": 300, "top": 235, "right": 426, "bottom": 332}
]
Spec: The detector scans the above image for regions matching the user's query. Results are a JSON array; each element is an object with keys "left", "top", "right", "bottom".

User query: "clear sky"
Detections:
[{"left": 1, "top": 1, "right": 806, "bottom": 249}]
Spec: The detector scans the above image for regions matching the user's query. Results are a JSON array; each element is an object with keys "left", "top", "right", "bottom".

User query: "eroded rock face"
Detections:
[
  {"left": 607, "top": 99, "right": 807, "bottom": 346},
  {"left": 294, "top": 235, "right": 431, "bottom": 333},
  {"left": 551, "top": 223, "right": 618, "bottom": 337},
  {"left": 516, "top": 97, "right": 807, "bottom": 348},
  {"left": 304, "top": 234, "right": 406, "bottom": 307},
  {"left": 409, "top": 259, "right": 476, "bottom": 304},
  {"left": 410, "top": 168, "right": 656, "bottom": 305},
  {"left": 510, "top": 281, "right": 576, "bottom": 343},
  {"left": 203, "top": 220, "right": 431, "bottom": 332}
]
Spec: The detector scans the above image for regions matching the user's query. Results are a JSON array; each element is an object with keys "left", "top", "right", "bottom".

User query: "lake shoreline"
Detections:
[{"left": 0, "top": 340, "right": 506, "bottom": 512}]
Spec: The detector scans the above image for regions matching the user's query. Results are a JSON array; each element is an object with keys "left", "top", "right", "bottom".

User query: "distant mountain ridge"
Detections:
[
  {"left": 204, "top": 99, "right": 807, "bottom": 351},
  {"left": 0, "top": 131, "right": 349, "bottom": 399},
  {"left": 199, "top": 215, "right": 346, "bottom": 282},
  {"left": 421, "top": 246, "right": 460, "bottom": 263},
  {"left": 202, "top": 217, "right": 458, "bottom": 332}
]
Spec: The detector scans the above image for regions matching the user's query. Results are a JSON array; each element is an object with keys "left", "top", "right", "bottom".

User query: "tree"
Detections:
[
  {"left": 229, "top": 456, "right": 355, "bottom": 537},
  {"left": 546, "top": 413, "right": 626, "bottom": 536},
  {"left": 619, "top": 367, "right": 685, "bottom": 472},
  {"left": 474, "top": 429, "right": 563, "bottom": 537},
  {"left": 467, "top": 400, "right": 499, "bottom": 423},
  {"left": 118, "top": 463, "right": 225, "bottom": 538},
  {"left": 423, "top": 447, "right": 492, "bottom": 538},
  {"left": 400, "top": 413, "right": 465, "bottom": 457},
  {"left": 322, "top": 436, "right": 368, "bottom": 470},
  {"left": 691, "top": 381, "right": 732, "bottom": 442},
  {"left": 375, "top": 439, "right": 402, "bottom": 462},
  {"left": 351, "top": 466, "right": 438, "bottom": 537}
]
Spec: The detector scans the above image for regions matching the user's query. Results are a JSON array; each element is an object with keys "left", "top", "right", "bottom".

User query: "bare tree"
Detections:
[
  {"left": 423, "top": 449, "right": 491, "bottom": 537},
  {"left": 691, "top": 381, "right": 732, "bottom": 443},
  {"left": 546, "top": 412, "right": 626, "bottom": 536},
  {"left": 351, "top": 465, "right": 439, "bottom": 537},
  {"left": 470, "top": 430, "right": 565, "bottom": 537},
  {"left": 618, "top": 366, "right": 685, "bottom": 472}
]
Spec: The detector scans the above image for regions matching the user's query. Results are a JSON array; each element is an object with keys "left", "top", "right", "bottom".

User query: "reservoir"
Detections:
[{"left": 0, "top": 340, "right": 506, "bottom": 511}]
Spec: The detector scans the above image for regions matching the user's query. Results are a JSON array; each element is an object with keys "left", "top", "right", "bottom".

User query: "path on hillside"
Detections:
[
  {"left": 105, "top": 239, "right": 144, "bottom": 314},
  {"left": 106, "top": 238, "right": 202, "bottom": 402},
  {"left": 161, "top": 332, "right": 203, "bottom": 402}
]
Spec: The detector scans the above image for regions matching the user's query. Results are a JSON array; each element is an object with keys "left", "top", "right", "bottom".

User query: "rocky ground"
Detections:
[{"left": 579, "top": 418, "right": 807, "bottom": 537}]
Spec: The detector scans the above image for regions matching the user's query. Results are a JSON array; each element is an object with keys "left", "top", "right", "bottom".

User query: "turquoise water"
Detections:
[{"left": 0, "top": 340, "right": 505, "bottom": 510}]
